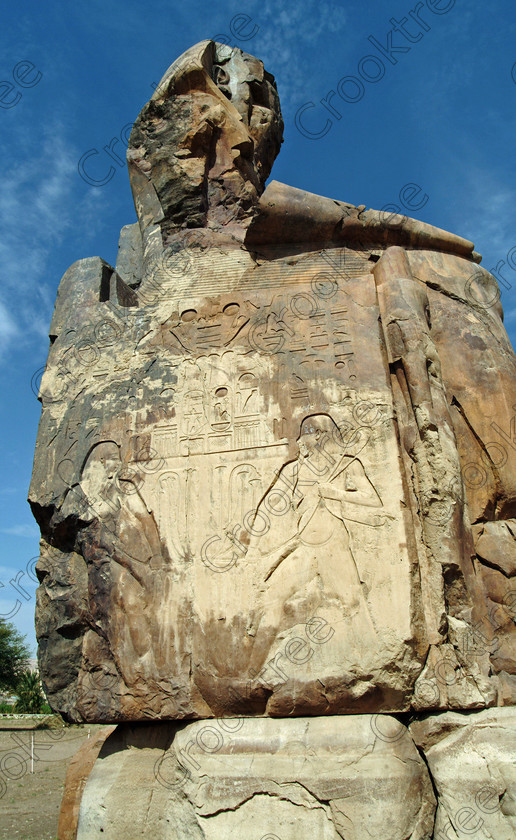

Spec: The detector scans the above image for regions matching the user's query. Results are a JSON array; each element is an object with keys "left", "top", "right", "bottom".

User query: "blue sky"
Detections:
[{"left": 1, "top": 0, "right": 516, "bottom": 654}]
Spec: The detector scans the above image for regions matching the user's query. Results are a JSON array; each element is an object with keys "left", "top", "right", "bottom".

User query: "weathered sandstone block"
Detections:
[
  {"left": 30, "top": 42, "right": 515, "bottom": 723},
  {"left": 75, "top": 716, "right": 436, "bottom": 840},
  {"left": 63, "top": 710, "right": 516, "bottom": 839},
  {"left": 410, "top": 708, "right": 516, "bottom": 839}
]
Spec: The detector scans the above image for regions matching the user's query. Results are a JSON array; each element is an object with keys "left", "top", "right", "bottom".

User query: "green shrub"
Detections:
[{"left": 14, "top": 671, "right": 46, "bottom": 713}]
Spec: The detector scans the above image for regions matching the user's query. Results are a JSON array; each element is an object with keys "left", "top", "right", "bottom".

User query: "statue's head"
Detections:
[
  {"left": 128, "top": 41, "right": 283, "bottom": 239},
  {"left": 82, "top": 441, "right": 121, "bottom": 481},
  {"left": 297, "top": 414, "right": 343, "bottom": 458}
]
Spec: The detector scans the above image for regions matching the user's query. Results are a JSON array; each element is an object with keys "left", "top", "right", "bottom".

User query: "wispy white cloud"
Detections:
[
  {"left": 0, "top": 300, "right": 19, "bottom": 357},
  {"left": 449, "top": 165, "right": 516, "bottom": 340},
  {"left": 0, "top": 524, "right": 40, "bottom": 539},
  {"left": 0, "top": 124, "right": 106, "bottom": 357},
  {"left": 451, "top": 168, "right": 516, "bottom": 273},
  {"left": 248, "top": 0, "right": 348, "bottom": 111}
]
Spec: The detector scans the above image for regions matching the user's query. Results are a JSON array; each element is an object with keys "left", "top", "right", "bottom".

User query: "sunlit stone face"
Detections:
[
  {"left": 210, "top": 43, "right": 283, "bottom": 185},
  {"left": 127, "top": 41, "right": 283, "bottom": 238}
]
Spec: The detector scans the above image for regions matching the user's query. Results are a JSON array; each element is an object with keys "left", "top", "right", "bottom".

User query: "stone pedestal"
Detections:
[{"left": 58, "top": 710, "right": 516, "bottom": 840}]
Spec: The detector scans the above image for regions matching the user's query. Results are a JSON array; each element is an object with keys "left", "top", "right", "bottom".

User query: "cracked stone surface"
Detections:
[
  {"left": 75, "top": 716, "right": 436, "bottom": 840},
  {"left": 29, "top": 39, "right": 516, "bottom": 837},
  {"left": 30, "top": 42, "right": 516, "bottom": 723},
  {"left": 410, "top": 708, "right": 516, "bottom": 839},
  {"left": 64, "top": 711, "right": 516, "bottom": 840}
]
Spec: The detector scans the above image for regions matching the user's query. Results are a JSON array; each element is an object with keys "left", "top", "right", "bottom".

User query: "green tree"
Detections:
[
  {"left": 0, "top": 620, "right": 31, "bottom": 693},
  {"left": 15, "top": 670, "right": 46, "bottom": 713}
]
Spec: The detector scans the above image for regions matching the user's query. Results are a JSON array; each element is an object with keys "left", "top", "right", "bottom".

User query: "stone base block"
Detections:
[
  {"left": 410, "top": 708, "right": 516, "bottom": 839},
  {"left": 74, "top": 715, "right": 435, "bottom": 839},
  {"left": 60, "top": 711, "right": 516, "bottom": 839}
]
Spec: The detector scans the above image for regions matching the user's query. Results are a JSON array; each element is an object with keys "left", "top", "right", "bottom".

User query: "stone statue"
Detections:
[{"left": 31, "top": 41, "right": 516, "bottom": 839}]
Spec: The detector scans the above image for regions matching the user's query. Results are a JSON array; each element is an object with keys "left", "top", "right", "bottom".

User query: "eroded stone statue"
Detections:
[{"left": 31, "top": 41, "right": 516, "bottom": 839}]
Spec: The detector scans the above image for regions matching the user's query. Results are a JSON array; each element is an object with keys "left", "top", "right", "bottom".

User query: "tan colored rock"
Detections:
[
  {"left": 30, "top": 42, "right": 516, "bottom": 723},
  {"left": 76, "top": 716, "right": 435, "bottom": 840},
  {"left": 476, "top": 521, "right": 516, "bottom": 578},
  {"left": 58, "top": 725, "right": 115, "bottom": 840},
  {"left": 410, "top": 708, "right": 516, "bottom": 840},
  {"left": 246, "top": 179, "right": 478, "bottom": 259}
]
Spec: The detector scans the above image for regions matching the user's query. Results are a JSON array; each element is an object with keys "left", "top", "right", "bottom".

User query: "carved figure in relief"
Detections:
[
  {"left": 247, "top": 415, "right": 386, "bottom": 667},
  {"left": 30, "top": 38, "right": 516, "bottom": 726},
  {"left": 80, "top": 442, "right": 161, "bottom": 566},
  {"left": 211, "top": 386, "right": 230, "bottom": 428},
  {"left": 79, "top": 442, "right": 169, "bottom": 681}
]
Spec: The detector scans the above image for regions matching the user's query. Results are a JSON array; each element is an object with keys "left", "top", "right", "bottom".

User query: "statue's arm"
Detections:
[{"left": 246, "top": 180, "right": 479, "bottom": 262}]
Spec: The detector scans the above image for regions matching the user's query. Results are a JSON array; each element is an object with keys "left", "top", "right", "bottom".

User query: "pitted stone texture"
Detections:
[
  {"left": 127, "top": 40, "right": 283, "bottom": 244},
  {"left": 31, "top": 43, "right": 516, "bottom": 723},
  {"left": 31, "top": 242, "right": 513, "bottom": 721},
  {"left": 410, "top": 708, "right": 516, "bottom": 840},
  {"left": 76, "top": 716, "right": 435, "bottom": 840}
]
